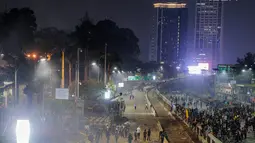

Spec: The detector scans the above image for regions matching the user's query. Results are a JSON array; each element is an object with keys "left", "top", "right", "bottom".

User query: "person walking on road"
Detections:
[
  {"left": 134, "top": 104, "right": 137, "bottom": 110},
  {"left": 106, "top": 130, "right": 110, "bottom": 143},
  {"left": 115, "top": 131, "right": 119, "bottom": 143},
  {"left": 147, "top": 128, "right": 151, "bottom": 141},
  {"left": 128, "top": 133, "right": 133, "bottom": 143},
  {"left": 134, "top": 130, "right": 137, "bottom": 140},
  {"left": 137, "top": 126, "right": 141, "bottom": 139},
  {"left": 145, "top": 104, "right": 148, "bottom": 110},
  {"left": 143, "top": 129, "right": 147, "bottom": 141}
]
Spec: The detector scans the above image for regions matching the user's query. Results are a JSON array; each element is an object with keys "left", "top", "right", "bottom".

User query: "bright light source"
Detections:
[
  {"left": 0, "top": 53, "right": 4, "bottom": 57},
  {"left": 152, "top": 75, "right": 156, "bottom": 80},
  {"left": 198, "top": 63, "right": 209, "bottom": 70},
  {"left": 118, "top": 70, "right": 120, "bottom": 73},
  {"left": 112, "top": 71, "right": 115, "bottom": 73},
  {"left": 114, "top": 67, "right": 117, "bottom": 70},
  {"left": 118, "top": 82, "right": 124, "bottom": 87},
  {"left": 187, "top": 66, "right": 201, "bottom": 74},
  {"left": 242, "top": 69, "right": 245, "bottom": 72},
  {"left": 32, "top": 54, "right": 36, "bottom": 58},
  {"left": 176, "top": 66, "right": 180, "bottom": 70},
  {"left": 249, "top": 68, "right": 252, "bottom": 71},
  {"left": 104, "top": 90, "right": 110, "bottom": 99},
  {"left": 122, "top": 71, "right": 124, "bottom": 73},
  {"left": 91, "top": 62, "right": 96, "bottom": 66},
  {"left": 16, "top": 120, "right": 30, "bottom": 143},
  {"left": 40, "top": 58, "right": 46, "bottom": 62}
]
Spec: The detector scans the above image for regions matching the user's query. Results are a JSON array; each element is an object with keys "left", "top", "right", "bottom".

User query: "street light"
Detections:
[
  {"left": 40, "top": 58, "right": 46, "bottom": 62},
  {"left": 242, "top": 69, "right": 245, "bottom": 72},
  {"left": 114, "top": 67, "right": 117, "bottom": 70},
  {"left": 32, "top": 54, "right": 36, "bottom": 58},
  {"left": 91, "top": 62, "right": 100, "bottom": 82},
  {"left": 91, "top": 62, "right": 96, "bottom": 66},
  {"left": 105, "top": 90, "right": 110, "bottom": 99}
]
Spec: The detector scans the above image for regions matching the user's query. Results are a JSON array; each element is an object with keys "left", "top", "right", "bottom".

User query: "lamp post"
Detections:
[
  {"left": 104, "top": 43, "right": 107, "bottom": 86},
  {"left": 77, "top": 48, "right": 82, "bottom": 98},
  {"left": 92, "top": 62, "right": 100, "bottom": 83}
]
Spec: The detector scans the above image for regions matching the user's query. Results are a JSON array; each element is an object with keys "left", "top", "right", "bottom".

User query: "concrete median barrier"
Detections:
[{"left": 145, "top": 91, "right": 157, "bottom": 117}]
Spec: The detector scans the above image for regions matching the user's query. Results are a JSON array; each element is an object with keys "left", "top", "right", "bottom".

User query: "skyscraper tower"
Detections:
[
  {"left": 194, "top": 0, "right": 223, "bottom": 69},
  {"left": 149, "top": 1, "right": 188, "bottom": 65}
]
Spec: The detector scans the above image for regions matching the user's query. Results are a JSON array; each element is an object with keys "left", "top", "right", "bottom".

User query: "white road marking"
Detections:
[{"left": 124, "top": 112, "right": 154, "bottom": 115}]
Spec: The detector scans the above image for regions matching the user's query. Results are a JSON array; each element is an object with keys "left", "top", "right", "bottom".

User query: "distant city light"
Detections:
[
  {"left": 118, "top": 82, "right": 124, "bottom": 87},
  {"left": 152, "top": 75, "right": 156, "bottom": 80},
  {"left": 104, "top": 90, "right": 110, "bottom": 99},
  {"left": 242, "top": 69, "right": 245, "bottom": 72},
  {"left": 187, "top": 66, "right": 201, "bottom": 75},
  {"left": 114, "top": 67, "right": 117, "bottom": 70},
  {"left": 198, "top": 63, "right": 209, "bottom": 70}
]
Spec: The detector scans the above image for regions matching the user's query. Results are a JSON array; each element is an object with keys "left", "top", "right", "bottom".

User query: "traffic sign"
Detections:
[{"left": 55, "top": 88, "right": 69, "bottom": 100}]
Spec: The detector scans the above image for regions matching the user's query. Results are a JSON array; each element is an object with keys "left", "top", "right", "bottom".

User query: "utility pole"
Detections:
[
  {"left": 104, "top": 43, "right": 107, "bottom": 86},
  {"left": 13, "top": 57, "right": 19, "bottom": 106},
  {"left": 61, "top": 50, "right": 65, "bottom": 88},
  {"left": 14, "top": 69, "right": 17, "bottom": 105},
  {"left": 98, "top": 69, "right": 100, "bottom": 83},
  {"left": 77, "top": 48, "right": 81, "bottom": 98}
]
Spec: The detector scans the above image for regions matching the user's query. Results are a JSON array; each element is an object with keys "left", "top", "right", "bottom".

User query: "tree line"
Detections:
[{"left": 0, "top": 8, "right": 141, "bottom": 86}]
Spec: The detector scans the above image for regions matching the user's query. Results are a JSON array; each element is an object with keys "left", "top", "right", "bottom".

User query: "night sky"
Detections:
[{"left": 0, "top": 0, "right": 255, "bottom": 63}]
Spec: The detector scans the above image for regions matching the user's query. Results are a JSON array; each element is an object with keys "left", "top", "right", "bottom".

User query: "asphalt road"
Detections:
[
  {"left": 122, "top": 89, "right": 159, "bottom": 142},
  {"left": 148, "top": 89, "right": 197, "bottom": 143}
]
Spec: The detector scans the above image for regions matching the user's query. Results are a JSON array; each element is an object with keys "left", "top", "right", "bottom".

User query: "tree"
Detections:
[
  {"left": 34, "top": 27, "right": 68, "bottom": 53},
  {"left": 69, "top": 16, "right": 140, "bottom": 83},
  {"left": 0, "top": 7, "right": 37, "bottom": 84},
  {"left": 69, "top": 14, "right": 94, "bottom": 81},
  {"left": 237, "top": 52, "right": 255, "bottom": 71},
  {"left": 69, "top": 79, "right": 105, "bottom": 100},
  {"left": 2, "top": 7, "right": 37, "bottom": 53},
  {"left": 236, "top": 52, "right": 255, "bottom": 81}
]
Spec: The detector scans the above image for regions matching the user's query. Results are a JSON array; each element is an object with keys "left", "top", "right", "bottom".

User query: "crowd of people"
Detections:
[
  {"left": 83, "top": 123, "right": 154, "bottom": 143},
  {"left": 166, "top": 94, "right": 255, "bottom": 143}
]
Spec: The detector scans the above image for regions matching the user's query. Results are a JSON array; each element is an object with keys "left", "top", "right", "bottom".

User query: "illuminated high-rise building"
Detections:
[
  {"left": 193, "top": 0, "right": 223, "bottom": 69},
  {"left": 149, "top": 2, "right": 188, "bottom": 65}
]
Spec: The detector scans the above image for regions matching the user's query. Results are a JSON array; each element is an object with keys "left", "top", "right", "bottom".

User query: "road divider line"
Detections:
[{"left": 124, "top": 112, "right": 154, "bottom": 115}]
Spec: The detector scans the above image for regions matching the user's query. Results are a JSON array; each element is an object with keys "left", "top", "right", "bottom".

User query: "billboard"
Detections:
[
  {"left": 187, "top": 66, "right": 201, "bottom": 74},
  {"left": 55, "top": 88, "right": 69, "bottom": 100},
  {"left": 198, "top": 63, "right": 209, "bottom": 70}
]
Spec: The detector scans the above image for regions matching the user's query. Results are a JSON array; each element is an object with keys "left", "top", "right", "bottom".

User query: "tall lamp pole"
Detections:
[
  {"left": 104, "top": 43, "right": 107, "bottom": 86},
  {"left": 77, "top": 48, "right": 81, "bottom": 98},
  {"left": 61, "top": 50, "right": 65, "bottom": 88}
]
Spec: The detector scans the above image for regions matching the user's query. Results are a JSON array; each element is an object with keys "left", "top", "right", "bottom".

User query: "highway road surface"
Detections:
[
  {"left": 148, "top": 89, "right": 198, "bottom": 143},
  {"left": 122, "top": 89, "right": 159, "bottom": 142}
]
